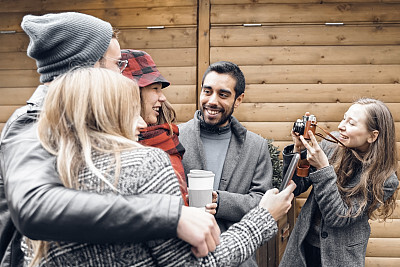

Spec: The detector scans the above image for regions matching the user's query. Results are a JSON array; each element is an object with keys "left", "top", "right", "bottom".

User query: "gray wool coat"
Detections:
[
  {"left": 179, "top": 111, "right": 273, "bottom": 266},
  {"left": 279, "top": 136, "right": 399, "bottom": 267}
]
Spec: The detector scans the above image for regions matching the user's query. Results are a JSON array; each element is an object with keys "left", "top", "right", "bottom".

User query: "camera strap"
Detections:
[{"left": 315, "top": 125, "right": 346, "bottom": 147}]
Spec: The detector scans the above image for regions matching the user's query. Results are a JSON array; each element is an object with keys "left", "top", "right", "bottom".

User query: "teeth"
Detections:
[
  {"left": 207, "top": 109, "right": 219, "bottom": 115},
  {"left": 152, "top": 107, "right": 159, "bottom": 112}
]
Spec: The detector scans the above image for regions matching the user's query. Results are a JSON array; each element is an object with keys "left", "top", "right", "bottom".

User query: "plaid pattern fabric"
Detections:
[
  {"left": 121, "top": 49, "right": 170, "bottom": 88},
  {"left": 139, "top": 123, "right": 189, "bottom": 206}
]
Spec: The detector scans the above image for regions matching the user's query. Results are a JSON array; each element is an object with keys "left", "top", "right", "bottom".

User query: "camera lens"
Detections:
[{"left": 292, "top": 120, "right": 305, "bottom": 135}]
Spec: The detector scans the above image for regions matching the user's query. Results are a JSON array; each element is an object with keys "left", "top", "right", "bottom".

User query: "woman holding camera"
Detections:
[{"left": 279, "top": 98, "right": 399, "bottom": 267}]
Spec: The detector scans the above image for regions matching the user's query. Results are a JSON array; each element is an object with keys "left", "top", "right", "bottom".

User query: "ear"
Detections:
[
  {"left": 234, "top": 93, "right": 244, "bottom": 108},
  {"left": 368, "top": 130, "right": 379, "bottom": 143}
]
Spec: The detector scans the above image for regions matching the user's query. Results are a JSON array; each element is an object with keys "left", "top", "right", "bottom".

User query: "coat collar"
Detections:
[{"left": 193, "top": 111, "right": 247, "bottom": 190}]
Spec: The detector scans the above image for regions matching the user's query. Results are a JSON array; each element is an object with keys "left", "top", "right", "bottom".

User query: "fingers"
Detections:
[
  {"left": 191, "top": 243, "right": 207, "bottom": 258},
  {"left": 177, "top": 206, "right": 220, "bottom": 258},
  {"left": 210, "top": 214, "right": 221, "bottom": 246},
  {"left": 212, "top": 191, "right": 218, "bottom": 203},
  {"left": 308, "top": 130, "right": 318, "bottom": 146},
  {"left": 282, "top": 181, "right": 296, "bottom": 195},
  {"left": 205, "top": 203, "right": 217, "bottom": 215},
  {"left": 299, "top": 135, "right": 312, "bottom": 151}
]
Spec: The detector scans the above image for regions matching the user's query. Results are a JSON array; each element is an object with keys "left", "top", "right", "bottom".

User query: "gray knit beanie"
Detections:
[{"left": 21, "top": 12, "right": 113, "bottom": 83}]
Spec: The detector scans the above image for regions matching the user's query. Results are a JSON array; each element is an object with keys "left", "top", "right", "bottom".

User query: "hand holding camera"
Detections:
[
  {"left": 299, "top": 131, "right": 330, "bottom": 171},
  {"left": 292, "top": 112, "right": 329, "bottom": 175}
]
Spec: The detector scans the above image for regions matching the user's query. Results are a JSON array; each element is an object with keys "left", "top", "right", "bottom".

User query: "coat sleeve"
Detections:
[
  {"left": 216, "top": 138, "right": 272, "bottom": 223},
  {"left": 149, "top": 207, "right": 278, "bottom": 266},
  {"left": 0, "top": 122, "right": 181, "bottom": 243}
]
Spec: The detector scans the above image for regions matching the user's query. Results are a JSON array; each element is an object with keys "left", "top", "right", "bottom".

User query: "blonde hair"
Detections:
[
  {"left": 332, "top": 98, "right": 398, "bottom": 220},
  {"left": 28, "top": 67, "right": 142, "bottom": 266}
]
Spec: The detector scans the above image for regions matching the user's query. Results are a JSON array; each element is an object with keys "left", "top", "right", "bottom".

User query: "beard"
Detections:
[{"left": 201, "top": 102, "right": 235, "bottom": 128}]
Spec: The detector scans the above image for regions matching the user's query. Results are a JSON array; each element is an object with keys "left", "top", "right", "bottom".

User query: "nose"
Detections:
[
  {"left": 159, "top": 91, "right": 167, "bottom": 102},
  {"left": 137, "top": 116, "right": 147, "bottom": 130},
  {"left": 207, "top": 92, "right": 218, "bottom": 105},
  {"left": 338, "top": 120, "right": 345, "bottom": 131}
]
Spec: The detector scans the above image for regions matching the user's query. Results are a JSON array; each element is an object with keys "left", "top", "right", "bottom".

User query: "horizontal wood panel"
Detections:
[
  {"left": 0, "top": 28, "right": 197, "bottom": 53},
  {"left": 0, "top": 67, "right": 195, "bottom": 87},
  {"left": 0, "top": 87, "right": 35, "bottom": 105},
  {"left": 135, "top": 48, "right": 196, "bottom": 67},
  {"left": 157, "top": 66, "right": 196, "bottom": 85},
  {"left": 370, "top": 219, "right": 400, "bottom": 238},
  {"left": 212, "top": 0, "right": 399, "bottom": 4},
  {"left": 211, "top": 3, "right": 400, "bottom": 24},
  {"left": 0, "top": 33, "right": 29, "bottom": 53},
  {"left": 0, "top": 52, "right": 36, "bottom": 70},
  {"left": 241, "top": 122, "right": 400, "bottom": 142},
  {"left": 2, "top": 48, "right": 196, "bottom": 70},
  {"left": 163, "top": 85, "right": 196, "bottom": 104},
  {"left": 365, "top": 257, "right": 400, "bottom": 267},
  {"left": 211, "top": 25, "right": 400, "bottom": 46},
  {"left": 367, "top": 238, "right": 400, "bottom": 257},
  {"left": 0, "top": 0, "right": 197, "bottom": 12},
  {"left": 0, "top": 70, "right": 39, "bottom": 88},
  {"left": 2, "top": 7, "right": 197, "bottom": 32},
  {"left": 119, "top": 28, "right": 197, "bottom": 49},
  {"left": 240, "top": 65, "right": 400, "bottom": 84},
  {"left": 235, "top": 103, "right": 400, "bottom": 122},
  {"left": 243, "top": 84, "right": 400, "bottom": 103},
  {"left": 171, "top": 104, "right": 196, "bottom": 122},
  {"left": 0, "top": 106, "right": 21, "bottom": 123},
  {"left": 211, "top": 46, "right": 400, "bottom": 65}
]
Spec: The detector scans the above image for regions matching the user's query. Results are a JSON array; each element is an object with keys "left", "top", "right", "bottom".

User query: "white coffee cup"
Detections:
[{"left": 187, "top": 170, "right": 214, "bottom": 208}]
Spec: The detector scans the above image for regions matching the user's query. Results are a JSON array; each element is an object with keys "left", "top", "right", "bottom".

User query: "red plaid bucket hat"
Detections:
[{"left": 121, "top": 49, "right": 170, "bottom": 88}]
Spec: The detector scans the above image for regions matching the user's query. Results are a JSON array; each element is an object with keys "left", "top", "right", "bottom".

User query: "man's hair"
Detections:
[
  {"left": 201, "top": 61, "right": 245, "bottom": 99},
  {"left": 112, "top": 28, "right": 120, "bottom": 39}
]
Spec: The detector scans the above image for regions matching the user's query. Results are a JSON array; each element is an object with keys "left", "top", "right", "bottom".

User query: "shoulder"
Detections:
[
  {"left": 178, "top": 119, "right": 195, "bottom": 132},
  {"left": 122, "top": 146, "right": 171, "bottom": 166}
]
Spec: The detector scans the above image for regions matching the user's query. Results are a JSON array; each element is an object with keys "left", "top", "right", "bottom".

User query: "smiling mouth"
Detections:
[
  {"left": 339, "top": 134, "right": 349, "bottom": 140},
  {"left": 206, "top": 109, "right": 220, "bottom": 115},
  {"left": 152, "top": 107, "right": 160, "bottom": 112}
]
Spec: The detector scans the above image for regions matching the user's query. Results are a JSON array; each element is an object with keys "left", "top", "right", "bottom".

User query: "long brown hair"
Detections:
[
  {"left": 29, "top": 68, "right": 142, "bottom": 266},
  {"left": 331, "top": 98, "right": 398, "bottom": 220}
]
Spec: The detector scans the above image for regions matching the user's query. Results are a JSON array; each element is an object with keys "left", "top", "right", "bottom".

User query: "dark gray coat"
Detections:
[
  {"left": 179, "top": 111, "right": 273, "bottom": 267},
  {"left": 279, "top": 138, "right": 399, "bottom": 267}
]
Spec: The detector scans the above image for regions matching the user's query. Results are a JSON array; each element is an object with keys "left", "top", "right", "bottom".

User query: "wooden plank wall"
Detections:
[
  {"left": 1, "top": 0, "right": 400, "bottom": 266},
  {"left": 0, "top": 0, "right": 198, "bottom": 132},
  {"left": 209, "top": 0, "right": 400, "bottom": 266}
]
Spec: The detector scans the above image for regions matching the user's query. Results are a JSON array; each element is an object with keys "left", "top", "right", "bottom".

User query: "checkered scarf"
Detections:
[{"left": 139, "top": 123, "right": 188, "bottom": 205}]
